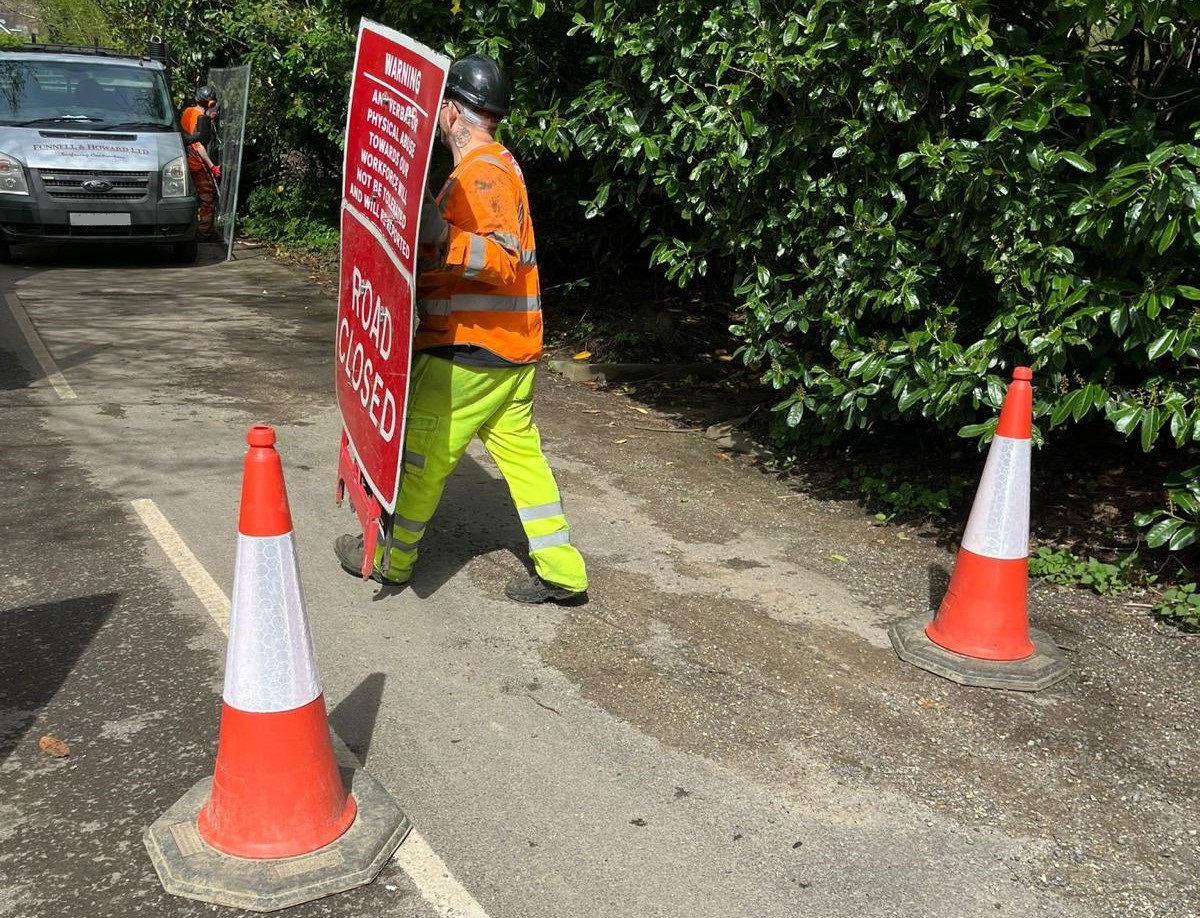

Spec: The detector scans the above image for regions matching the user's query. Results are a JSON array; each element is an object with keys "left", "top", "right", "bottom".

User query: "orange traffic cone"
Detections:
[
  {"left": 145, "top": 426, "right": 410, "bottom": 911},
  {"left": 197, "top": 425, "right": 356, "bottom": 857},
  {"left": 926, "top": 367, "right": 1035, "bottom": 660},
  {"left": 889, "top": 368, "right": 1069, "bottom": 691}
]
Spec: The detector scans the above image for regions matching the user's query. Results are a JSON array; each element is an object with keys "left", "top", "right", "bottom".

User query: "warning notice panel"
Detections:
[{"left": 336, "top": 20, "right": 447, "bottom": 511}]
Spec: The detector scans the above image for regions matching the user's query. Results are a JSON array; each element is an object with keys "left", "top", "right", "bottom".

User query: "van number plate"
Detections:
[{"left": 70, "top": 213, "right": 131, "bottom": 227}]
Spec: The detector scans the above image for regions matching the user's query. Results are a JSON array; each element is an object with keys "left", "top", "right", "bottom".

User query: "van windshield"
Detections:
[{"left": 0, "top": 59, "right": 174, "bottom": 130}]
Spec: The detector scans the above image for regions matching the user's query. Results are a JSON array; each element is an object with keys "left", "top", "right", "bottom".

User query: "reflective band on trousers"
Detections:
[
  {"left": 393, "top": 513, "right": 425, "bottom": 533},
  {"left": 519, "top": 501, "right": 564, "bottom": 523},
  {"left": 404, "top": 450, "right": 425, "bottom": 469},
  {"left": 225, "top": 533, "right": 322, "bottom": 713},
  {"left": 419, "top": 293, "right": 541, "bottom": 315},
  {"left": 960, "top": 435, "right": 1031, "bottom": 560},
  {"left": 529, "top": 530, "right": 572, "bottom": 551}
]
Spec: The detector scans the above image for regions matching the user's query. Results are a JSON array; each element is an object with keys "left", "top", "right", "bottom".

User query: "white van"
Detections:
[{"left": 0, "top": 43, "right": 199, "bottom": 262}]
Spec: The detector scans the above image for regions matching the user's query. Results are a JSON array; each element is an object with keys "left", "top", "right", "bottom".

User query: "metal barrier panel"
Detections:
[{"left": 207, "top": 64, "right": 251, "bottom": 261}]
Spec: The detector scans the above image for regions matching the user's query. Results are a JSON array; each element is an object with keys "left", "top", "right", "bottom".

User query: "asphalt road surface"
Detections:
[{"left": 0, "top": 240, "right": 1195, "bottom": 918}]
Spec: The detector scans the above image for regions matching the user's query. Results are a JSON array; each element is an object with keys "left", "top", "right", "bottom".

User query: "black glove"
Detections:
[{"left": 418, "top": 189, "right": 447, "bottom": 245}]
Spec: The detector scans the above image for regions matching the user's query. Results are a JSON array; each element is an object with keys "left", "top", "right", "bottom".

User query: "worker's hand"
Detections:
[
  {"left": 210, "top": 164, "right": 221, "bottom": 180},
  {"left": 418, "top": 188, "right": 447, "bottom": 245}
]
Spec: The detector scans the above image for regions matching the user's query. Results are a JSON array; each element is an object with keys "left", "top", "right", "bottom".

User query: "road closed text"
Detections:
[{"left": 337, "top": 265, "right": 399, "bottom": 442}]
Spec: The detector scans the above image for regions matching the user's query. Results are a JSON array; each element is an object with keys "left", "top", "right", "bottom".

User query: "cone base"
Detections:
[
  {"left": 145, "top": 769, "right": 409, "bottom": 913},
  {"left": 889, "top": 614, "right": 1069, "bottom": 692}
]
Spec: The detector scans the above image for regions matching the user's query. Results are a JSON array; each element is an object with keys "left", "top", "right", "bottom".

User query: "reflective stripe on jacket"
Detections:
[{"left": 415, "top": 142, "right": 542, "bottom": 364}]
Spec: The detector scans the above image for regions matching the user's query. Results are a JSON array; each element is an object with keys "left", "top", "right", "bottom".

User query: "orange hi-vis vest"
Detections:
[
  {"left": 179, "top": 104, "right": 206, "bottom": 157},
  {"left": 415, "top": 142, "right": 542, "bottom": 364}
]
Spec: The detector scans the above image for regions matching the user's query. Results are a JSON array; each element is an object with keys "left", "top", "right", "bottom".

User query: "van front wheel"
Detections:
[{"left": 173, "top": 240, "right": 198, "bottom": 264}]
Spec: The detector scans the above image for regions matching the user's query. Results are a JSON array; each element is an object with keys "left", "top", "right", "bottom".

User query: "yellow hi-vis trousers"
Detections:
[{"left": 375, "top": 352, "right": 588, "bottom": 591}]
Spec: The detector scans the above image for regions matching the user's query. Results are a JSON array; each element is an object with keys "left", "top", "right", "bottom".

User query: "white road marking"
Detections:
[
  {"left": 132, "top": 497, "right": 491, "bottom": 918},
  {"left": 393, "top": 831, "right": 491, "bottom": 918},
  {"left": 5, "top": 293, "right": 76, "bottom": 399},
  {"left": 132, "top": 499, "right": 230, "bottom": 632}
]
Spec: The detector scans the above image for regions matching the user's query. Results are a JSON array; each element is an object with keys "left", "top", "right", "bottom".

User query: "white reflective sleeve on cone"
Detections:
[
  {"left": 223, "top": 533, "right": 322, "bottom": 713},
  {"left": 960, "top": 435, "right": 1031, "bottom": 560}
]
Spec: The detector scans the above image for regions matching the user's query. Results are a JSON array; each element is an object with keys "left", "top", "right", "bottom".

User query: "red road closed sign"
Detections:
[{"left": 336, "top": 20, "right": 447, "bottom": 511}]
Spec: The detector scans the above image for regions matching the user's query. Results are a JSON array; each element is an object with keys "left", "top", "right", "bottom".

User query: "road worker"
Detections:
[
  {"left": 180, "top": 84, "right": 220, "bottom": 240},
  {"left": 335, "top": 53, "right": 588, "bottom": 604}
]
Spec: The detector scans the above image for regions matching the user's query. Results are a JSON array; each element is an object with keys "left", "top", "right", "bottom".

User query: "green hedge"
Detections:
[{"left": 101, "top": 0, "right": 1199, "bottom": 558}]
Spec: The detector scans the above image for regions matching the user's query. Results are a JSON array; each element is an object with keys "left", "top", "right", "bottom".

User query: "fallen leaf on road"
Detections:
[
  {"left": 830, "top": 554, "right": 849, "bottom": 563},
  {"left": 631, "top": 406, "right": 650, "bottom": 414},
  {"left": 614, "top": 438, "right": 628, "bottom": 444},
  {"left": 916, "top": 696, "right": 947, "bottom": 712},
  {"left": 573, "top": 350, "right": 592, "bottom": 360},
  {"left": 715, "top": 453, "right": 731, "bottom": 461},
  {"left": 38, "top": 735, "right": 70, "bottom": 758}
]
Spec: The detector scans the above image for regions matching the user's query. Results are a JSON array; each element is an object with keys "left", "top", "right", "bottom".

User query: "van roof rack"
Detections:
[{"left": 6, "top": 44, "right": 156, "bottom": 63}]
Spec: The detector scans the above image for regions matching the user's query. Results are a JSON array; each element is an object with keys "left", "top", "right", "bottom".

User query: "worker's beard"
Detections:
[{"left": 436, "top": 108, "right": 451, "bottom": 149}]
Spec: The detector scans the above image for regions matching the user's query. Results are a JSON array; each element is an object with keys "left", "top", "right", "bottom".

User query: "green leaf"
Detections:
[
  {"left": 898, "top": 387, "right": 927, "bottom": 411},
  {"left": 1169, "top": 525, "right": 1198, "bottom": 551},
  {"left": 1050, "top": 391, "right": 1080, "bottom": 426},
  {"left": 1158, "top": 218, "right": 1180, "bottom": 254},
  {"left": 1140, "top": 407, "right": 1162, "bottom": 452},
  {"left": 1147, "top": 330, "right": 1179, "bottom": 360},
  {"left": 1111, "top": 406, "right": 1142, "bottom": 435},
  {"left": 1145, "top": 518, "right": 1183, "bottom": 549},
  {"left": 1059, "top": 151, "right": 1095, "bottom": 173}
]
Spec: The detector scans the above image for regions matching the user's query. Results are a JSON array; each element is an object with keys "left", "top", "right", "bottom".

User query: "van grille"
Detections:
[{"left": 37, "top": 168, "right": 151, "bottom": 201}]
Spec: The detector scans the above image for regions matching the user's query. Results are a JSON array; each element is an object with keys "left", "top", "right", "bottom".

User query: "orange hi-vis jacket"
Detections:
[
  {"left": 415, "top": 142, "right": 542, "bottom": 364},
  {"left": 179, "top": 104, "right": 202, "bottom": 136},
  {"left": 179, "top": 104, "right": 209, "bottom": 159}
]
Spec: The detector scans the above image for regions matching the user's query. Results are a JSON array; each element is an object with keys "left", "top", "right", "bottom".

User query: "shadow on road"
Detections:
[
  {"left": 927, "top": 561, "right": 951, "bottom": 611},
  {"left": 4, "top": 239, "right": 229, "bottom": 270},
  {"left": 329, "top": 671, "right": 386, "bottom": 765},
  {"left": 407, "top": 453, "right": 530, "bottom": 600},
  {"left": 0, "top": 592, "right": 118, "bottom": 763}
]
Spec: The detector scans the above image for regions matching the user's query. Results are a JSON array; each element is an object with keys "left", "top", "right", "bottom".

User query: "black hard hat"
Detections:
[
  {"left": 195, "top": 85, "right": 217, "bottom": 105},
  {"left": 445, "top": 54, "right": 511, "bottom": 118}
]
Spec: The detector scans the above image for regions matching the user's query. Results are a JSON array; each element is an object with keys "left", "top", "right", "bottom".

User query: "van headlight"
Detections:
[
  {"left": 0, "top": 151, "right": 30, "bottom": 196},
  {"left": 162, "top": 155, "right": 190, "bottom": 198}
]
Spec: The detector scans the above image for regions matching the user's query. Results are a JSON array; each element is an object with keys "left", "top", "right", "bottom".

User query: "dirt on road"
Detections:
[
  {"left": 282, "top": 243, "right": 1200, "bottom": 918},
  {"left": 524, "top": 357, "right": 1199, "bottom": 918}
]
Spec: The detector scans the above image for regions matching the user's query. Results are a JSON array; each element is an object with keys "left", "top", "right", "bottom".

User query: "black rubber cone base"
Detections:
[
  {"left": 144, "top": 768, "right": 409, "bottom": 912},
  {"left": 889, "top": 613, "right": 1070, "bottom": 692}
]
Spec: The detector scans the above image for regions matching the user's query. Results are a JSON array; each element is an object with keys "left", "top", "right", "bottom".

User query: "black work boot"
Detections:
[
  {"left": 334, "top": 534, "right": 408, "bottom": 588},
  {"left": 504, "top": 573, "right": 586, "bottom": 605}
]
